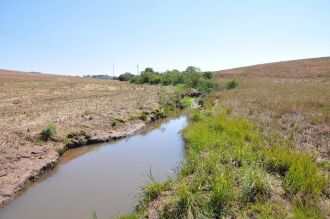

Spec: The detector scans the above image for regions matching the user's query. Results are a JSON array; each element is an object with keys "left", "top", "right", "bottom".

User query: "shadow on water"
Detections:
[{"left": 0, "top": 112, "right": 189, "bottom": 219}]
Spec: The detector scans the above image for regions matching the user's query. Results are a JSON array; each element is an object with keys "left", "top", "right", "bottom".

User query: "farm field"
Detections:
[{"left": 0, "top": 69, "right": 178, "bottom": 206}]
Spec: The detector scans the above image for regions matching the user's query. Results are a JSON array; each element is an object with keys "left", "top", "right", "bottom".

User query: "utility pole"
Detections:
[
  {"left": 112, "top": 64, "right": 115, "bottom": 77},
  {"left": 137, "top": 64, "right": 139, "bottom": 75}
]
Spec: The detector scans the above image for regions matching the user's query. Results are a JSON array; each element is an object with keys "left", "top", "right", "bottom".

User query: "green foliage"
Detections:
[
  {"left": 264, "top": 147, "right": 327, "bottom": 195},
  {"left": 247, "top": 202, "right": 288, "bottom": 218},
  {"left": 202, "top": 71, "right": 213, "bottom": 80},
  {"left": 116, "top": 214, "right": 140, "bottom": 219},
  {"left": 191, "top": 110, "right": 202, "bottom": 122},
  {"left": 239, "top": 167, "right": 270, "bottom": 202},
  {"left": 225, "top": 79, "right": 239, "bottom": 90},
  {"left": 118, "top": 72, "right": 134, "bottom": 81},
  {"left": 211, "top": 173, "right": 234, "bottom": 216},
  {"left": 129, "top": 75, "right": 142, "bottom": 84},
  {"left": 179, "top": 97, "right": 193, "bottom": 108},
  {"left": 162, "top": 183, "right": 213, "bottom": 219},
  {"left": 285, "top": 155, "right": 327, "bottom": 195},
  {"left": 294, "top": 201, "right": 321, "bottom": 219},
  {"left": 129, "top": 67, "right": 215, "bottom": 93},
  {"left": 40, "top": 124, "right": 56, "bottom": 141},
  {"left": 127, "top": 108, "right": 327, "bottom": 218},
  {"left": 91, "top": 210, "right": 97, "bottom": 219},
  {"left": 143, "top": 181, "right": 168, "bottom": 202},
  {"left": 174, "top": 83, "right": 187, "bottom": 91},
  {"left": 138, "top": 112, "right": 148, "bottom": 121}
]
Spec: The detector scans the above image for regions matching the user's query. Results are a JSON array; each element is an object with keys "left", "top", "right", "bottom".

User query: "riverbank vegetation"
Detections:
[
  {"left": 118, "top": 66, "right": 215, "bottom": 94},
  {"left": 119, "top": 57, "right": 330, "bottom": 218},
  {"left": 121, "top": 110, "right": 328, "bottom": 218}
]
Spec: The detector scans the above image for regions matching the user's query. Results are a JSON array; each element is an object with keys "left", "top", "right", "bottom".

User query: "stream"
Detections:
[{"left": 0, "top": 114, "right": 188, "bottom": 219}]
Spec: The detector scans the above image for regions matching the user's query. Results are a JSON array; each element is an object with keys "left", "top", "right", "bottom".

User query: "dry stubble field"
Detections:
[{"left": 0, "top": 69, "right": 177, "bottom": 206}]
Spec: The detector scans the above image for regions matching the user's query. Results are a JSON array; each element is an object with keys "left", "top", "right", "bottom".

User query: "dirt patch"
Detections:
[{"left": 0, "top": 146, "right": 58, "bottom": 206}]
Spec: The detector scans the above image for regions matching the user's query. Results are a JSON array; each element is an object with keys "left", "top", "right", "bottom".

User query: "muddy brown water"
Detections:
[{"left": 0, "top": 115, "right": 188, "bottom": 219}]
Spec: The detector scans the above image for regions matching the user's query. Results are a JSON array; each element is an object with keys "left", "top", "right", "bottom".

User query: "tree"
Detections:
[{"left": 118, "top": 72, "right": 134, "bottom": 81}]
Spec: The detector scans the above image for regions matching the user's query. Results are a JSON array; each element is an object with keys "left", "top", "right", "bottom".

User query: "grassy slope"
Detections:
[{"left": 121, "top": 57, "right": 330, "bottom": 218}]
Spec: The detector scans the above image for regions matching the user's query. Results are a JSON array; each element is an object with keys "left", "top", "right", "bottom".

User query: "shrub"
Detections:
[
  {"left": 128, "top": 66, "right": 215, "bottom": 93},
  {"left": 174, "top": 83, "right": 187, "bottom": 91},
  {"left": 203, "top": 71, "right": 213, "bottom": 80},
  {"left": 179, "top": 97, "right": 193, "bottom": 108},
  {"left": 118, "top": 72, "right": 134, "bottom": 81},
  {"left": 40, "top": 124, "right": 56, "bottom": 141},
  {"left": 129, "top": 75, "right": 142, "bottom": 84},
  {"left": 196, "top": 78, "right": 215, "bottom": 93},
  {"left": 225, "top": 79, "right": 239, "bottom": 90}
]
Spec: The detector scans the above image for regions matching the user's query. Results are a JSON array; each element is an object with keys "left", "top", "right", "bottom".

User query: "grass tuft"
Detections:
[
  {"left": 40, "top": 124, "right": 56, "bottom": 141},
  {"left": 224, "top": 79, "right": 239, "bottom": 90}
]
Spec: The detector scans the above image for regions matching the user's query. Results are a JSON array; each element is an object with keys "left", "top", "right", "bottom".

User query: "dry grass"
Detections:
[
  {"left": 0, "top": 69, "right": 175, "bottom": 151},
  {"left": 213, "top": 57, "right": 330, "bottom": 159}
]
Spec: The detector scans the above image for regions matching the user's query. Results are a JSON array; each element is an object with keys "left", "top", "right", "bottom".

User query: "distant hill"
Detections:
[{"left": 215, "top": 57, "right": 330, "bottom": 79}]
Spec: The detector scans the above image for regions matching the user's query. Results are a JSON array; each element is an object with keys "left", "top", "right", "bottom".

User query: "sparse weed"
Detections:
[
  {"left": 224, "top": 79, "right": 239, "bottom": 90},
  {"left": 40, "top": 124, "right": 56, "bottom": 141},
  {"left": 138, "top": 112, "right": 148, "bottom": 121}
]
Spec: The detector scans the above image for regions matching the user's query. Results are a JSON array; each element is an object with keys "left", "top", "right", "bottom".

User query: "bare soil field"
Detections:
[
  {"left": 214, "top": 57, "right": 330, "bottom": 159},
  {"left": 0, "top": 69, "right": 180, "bottom": 206}
]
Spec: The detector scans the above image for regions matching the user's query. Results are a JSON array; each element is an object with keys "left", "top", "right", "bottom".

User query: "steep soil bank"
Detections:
[{"left": 1, "top": 111, "right": 163, "bottom": 206}]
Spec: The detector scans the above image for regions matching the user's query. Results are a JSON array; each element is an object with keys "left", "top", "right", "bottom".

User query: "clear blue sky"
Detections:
[{"left": 0, "top": 0, "right": 329, "bottom": 76}]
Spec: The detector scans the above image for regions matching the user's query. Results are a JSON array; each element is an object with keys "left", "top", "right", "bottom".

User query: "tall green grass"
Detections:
[{"left": 122, "top": 110, "right": 328, "bottom": 218}]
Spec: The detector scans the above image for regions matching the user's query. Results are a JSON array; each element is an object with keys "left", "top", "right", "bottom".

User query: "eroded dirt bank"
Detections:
[{"left": 1, "top": 114, "right": 159, "bottom": 206}]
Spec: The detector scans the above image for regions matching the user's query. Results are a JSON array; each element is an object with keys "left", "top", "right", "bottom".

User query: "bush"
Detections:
[
  {"left": 225, "top": 79, "right": 239, "bottom": 90},
  {"left": 203, "top": 71, "right": 213, "bottom": 80},
  {"left": 129, "top": 66, "right": 215, "bottom": 93},
  {"left": 196, "top": 78, "right": 215, "bottom": 93},
  {"left": 179, "top": 97, "right": 193, "bottom": 108},
  {"left": 40, "top": 124, "right": 56, "bottom": 141},
  {"left": 129, "top": 76, "right": 142, "bottom": 84},
  {"left": 118, "top": 72, "right": 134, "bottom": 81}
]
